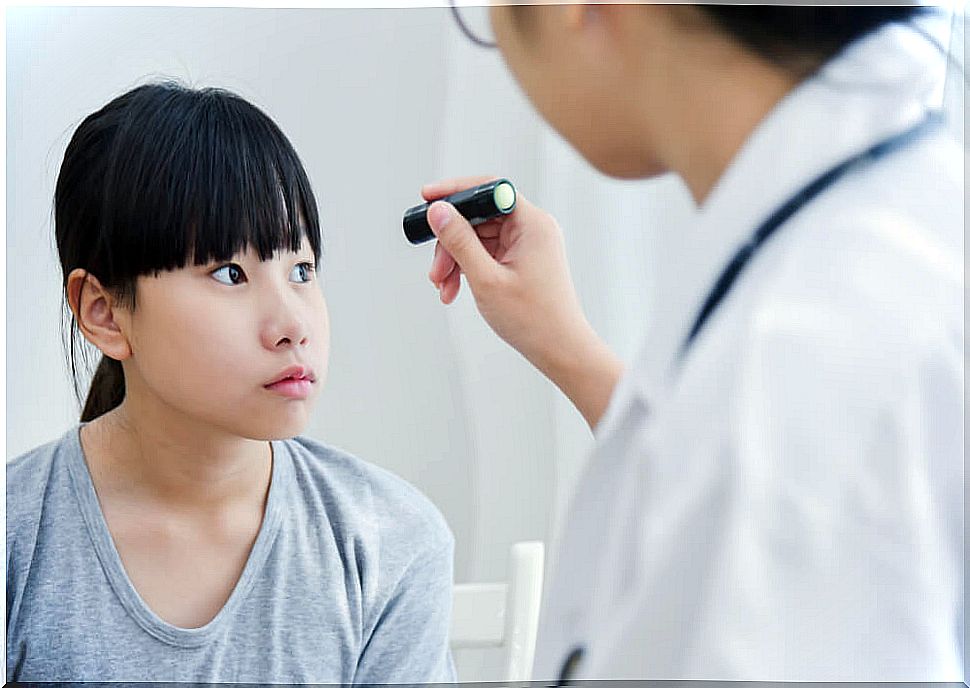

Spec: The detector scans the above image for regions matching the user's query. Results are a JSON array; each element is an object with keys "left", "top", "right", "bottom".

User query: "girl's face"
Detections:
[{"left": 119, "top": 237, "right": 329, "bottom": 441}]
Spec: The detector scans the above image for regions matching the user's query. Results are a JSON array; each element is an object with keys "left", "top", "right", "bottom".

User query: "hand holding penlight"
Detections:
[{"left": 404, "top": 178, "right": 517, "bottom": 245}]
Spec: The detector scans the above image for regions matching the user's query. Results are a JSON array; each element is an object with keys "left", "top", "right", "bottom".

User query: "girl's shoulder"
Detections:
[
  {"left": 278, "top": 434, "right": 453, "bottom": 551},
  {"left": 7, "top": 427, "right": 78, "bottom": 531},
  {"left": 6, "top": 427, "right": 80, "bottom": 618}
]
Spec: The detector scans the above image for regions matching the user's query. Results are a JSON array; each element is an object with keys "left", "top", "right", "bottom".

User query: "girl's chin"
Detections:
[{"left": 234, "top": 411, "right": 313, "bottom": 442}]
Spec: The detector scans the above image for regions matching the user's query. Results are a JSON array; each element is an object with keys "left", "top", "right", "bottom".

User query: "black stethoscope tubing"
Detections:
[
  {"left": 679, "top": 110, "right": 942, "bottom": 359},
  {"left": 556, "top": 109, "right": 943, "bottom": 687}
]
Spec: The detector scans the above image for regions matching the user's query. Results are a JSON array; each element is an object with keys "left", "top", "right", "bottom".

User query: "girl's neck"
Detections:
[{"left": 81, "top": 402, "right": 273, "bottom": 511}]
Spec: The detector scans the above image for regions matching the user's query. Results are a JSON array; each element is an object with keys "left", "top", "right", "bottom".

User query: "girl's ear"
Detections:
[{"left": 66, "top": 269, "right": 133, "bottom": 362}]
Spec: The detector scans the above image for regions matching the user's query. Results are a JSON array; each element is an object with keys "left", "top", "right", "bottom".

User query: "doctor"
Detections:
[
  {"left": 420, "top": 2, "right": 962, "bottom": 681},
  {"left": 422, "top": 3, "right": 965, "bottom": 681}
]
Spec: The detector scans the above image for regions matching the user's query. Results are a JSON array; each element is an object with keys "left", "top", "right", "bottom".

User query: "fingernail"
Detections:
[{"left": 428, "top": 202, "right": 452, "bottom": 231}]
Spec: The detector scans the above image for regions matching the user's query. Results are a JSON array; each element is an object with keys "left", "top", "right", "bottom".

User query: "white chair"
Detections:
[{"left": 450, "top": 541, "right": 545, "bottom": 683}]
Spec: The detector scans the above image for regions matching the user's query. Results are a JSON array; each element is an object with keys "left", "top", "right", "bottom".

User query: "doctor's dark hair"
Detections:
[
  {"left": 696, "top": 5, "right": 928, "bottom": 76},
  {"left": 512, "top": 5, "right": 927, "bottom": 78},
  {"left": 55, "top": 81, "right": 323, "bottom": 422}
]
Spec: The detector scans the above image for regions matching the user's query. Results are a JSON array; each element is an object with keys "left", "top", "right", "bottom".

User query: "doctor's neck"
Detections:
[
  {"left": 496, "top": 5, "right": 899, "bottom": 203},
  {"left": 613, "top": 7, "right": 804, "bottom": 204},
  {"left": 509, "top": 4, "right": 924, "bottom": 202},
  {"left": 496, "top": 4, "right": 808, "bottom": 204}
]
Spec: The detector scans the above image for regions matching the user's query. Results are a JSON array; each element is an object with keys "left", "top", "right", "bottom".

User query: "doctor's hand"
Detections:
[{"left": 421, "top": 176, "right": 623, "bottom": 430}]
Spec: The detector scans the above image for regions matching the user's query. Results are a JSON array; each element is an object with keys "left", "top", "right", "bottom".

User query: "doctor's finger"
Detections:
[
  {"left": 439, "top": 264, "right": 462, "bottom": 304},
  {"left": 420, "top": 175, "right": 501, "bottom": 202},
  {"left": 475, "top": 220, "right": 502, "bottom": 240},
  {"left": 481, "top": 237, "right": 500, "bottom": 258},
  {"left": 429, "top": 242, "right": 456, "bottom": 286},
  {"left": 429, "top": 219, "right": 501, "bottom": 285}
]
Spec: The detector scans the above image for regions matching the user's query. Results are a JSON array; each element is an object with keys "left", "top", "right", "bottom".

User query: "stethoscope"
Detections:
[
  {"left": 679, "top": 109, "right": 943, "bottom": 358},
  {"left": 555, "top": 108, "right": 943, "bottom": 686}
]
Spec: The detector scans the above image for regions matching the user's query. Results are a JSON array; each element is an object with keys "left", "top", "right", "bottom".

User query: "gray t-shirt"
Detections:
[{"left": 6, "top": 424, "right": 456, "bottom": 684}]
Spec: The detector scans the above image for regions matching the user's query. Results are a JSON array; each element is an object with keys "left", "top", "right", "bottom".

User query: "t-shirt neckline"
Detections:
[{"left": 63, "top": 422, "right": 289, "bottom": 648}]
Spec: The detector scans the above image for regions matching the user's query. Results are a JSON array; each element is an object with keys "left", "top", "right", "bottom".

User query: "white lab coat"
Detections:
[{"left": 533, "top": 13, "right": 964, "bottom": 681}]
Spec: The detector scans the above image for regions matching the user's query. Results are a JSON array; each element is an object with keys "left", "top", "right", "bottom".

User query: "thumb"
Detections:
[{"left": 427, "top": 201, "right": 499, "bottom": 284}]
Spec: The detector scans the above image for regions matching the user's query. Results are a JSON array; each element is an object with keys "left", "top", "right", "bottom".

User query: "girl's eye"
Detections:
[
  {"left": 211, "top": 263, "right": 246, "bottom": 285},
  {"left": 290, "top": 262, "right": 316, "bottom": 284}
]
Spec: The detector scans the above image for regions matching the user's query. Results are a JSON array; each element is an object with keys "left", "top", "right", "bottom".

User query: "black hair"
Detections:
[
  {"left": 697, "top": 6, "right": 928, "bottom": 77},
  {"left": 511, "top": 5, "right": 928, "bottom": 79},
  {"left": 55, "top": 81, "right": 323, "bottom": 422}
]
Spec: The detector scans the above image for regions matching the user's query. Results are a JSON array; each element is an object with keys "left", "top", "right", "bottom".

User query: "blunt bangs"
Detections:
[{"left": 57, "top": 82, "right": 322, "bottom": 297}]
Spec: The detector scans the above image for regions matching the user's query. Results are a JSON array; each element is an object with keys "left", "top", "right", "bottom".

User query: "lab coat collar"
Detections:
[
  {"left": 695, "top": 14, "right": 946, "bottom": 238},
  {"left": 664, "top": 13, "right": 945, "bottom": 381},
  {"left": 595, "top": 12, "right": 952, "bottom": 441}
]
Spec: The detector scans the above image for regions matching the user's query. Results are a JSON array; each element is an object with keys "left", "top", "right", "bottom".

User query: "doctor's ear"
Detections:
[
  {"left": 66, "top": 269, "right": 133, "bottom": 362},
  {"left": 559, "top": 3, "right": 676, "bottom": 57}
]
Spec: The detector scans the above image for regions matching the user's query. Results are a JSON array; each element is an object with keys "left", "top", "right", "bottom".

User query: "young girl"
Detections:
[{"left": 6, "top": 82, "right": 456, "bottom": 684}]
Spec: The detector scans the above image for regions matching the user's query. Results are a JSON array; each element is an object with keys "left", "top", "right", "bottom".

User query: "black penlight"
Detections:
[{"left": 404, "top": 178, "right": 517, "bottom": 245}]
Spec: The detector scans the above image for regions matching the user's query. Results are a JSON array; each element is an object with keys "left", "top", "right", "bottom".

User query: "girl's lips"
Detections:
[
  {"left": 264, "top": 377, "right": 314, "bottom": 399},
  {"left": 265, "top": 364, "right": 316, "bottom": 386}
]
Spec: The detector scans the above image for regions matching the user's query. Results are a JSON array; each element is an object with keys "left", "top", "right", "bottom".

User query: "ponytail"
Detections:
[{"left": 81, "top": 355, "right": 125, "bottom": 422}]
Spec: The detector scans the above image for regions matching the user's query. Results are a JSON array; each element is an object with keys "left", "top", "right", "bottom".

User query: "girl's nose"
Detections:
[
  {"left": 262, "top": 295, "right": 311, "bottom": 350},
  {"left": 272, "top": 331, "right": 309, "bottom": 349}
]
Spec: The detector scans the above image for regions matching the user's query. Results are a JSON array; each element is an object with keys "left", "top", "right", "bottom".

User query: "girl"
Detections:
[
  {"left": 423, "top": 3, "right": 961, "bottom": 681},
  {"left": 7, "top": 82, "right": 456, "bottom": 684}
]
